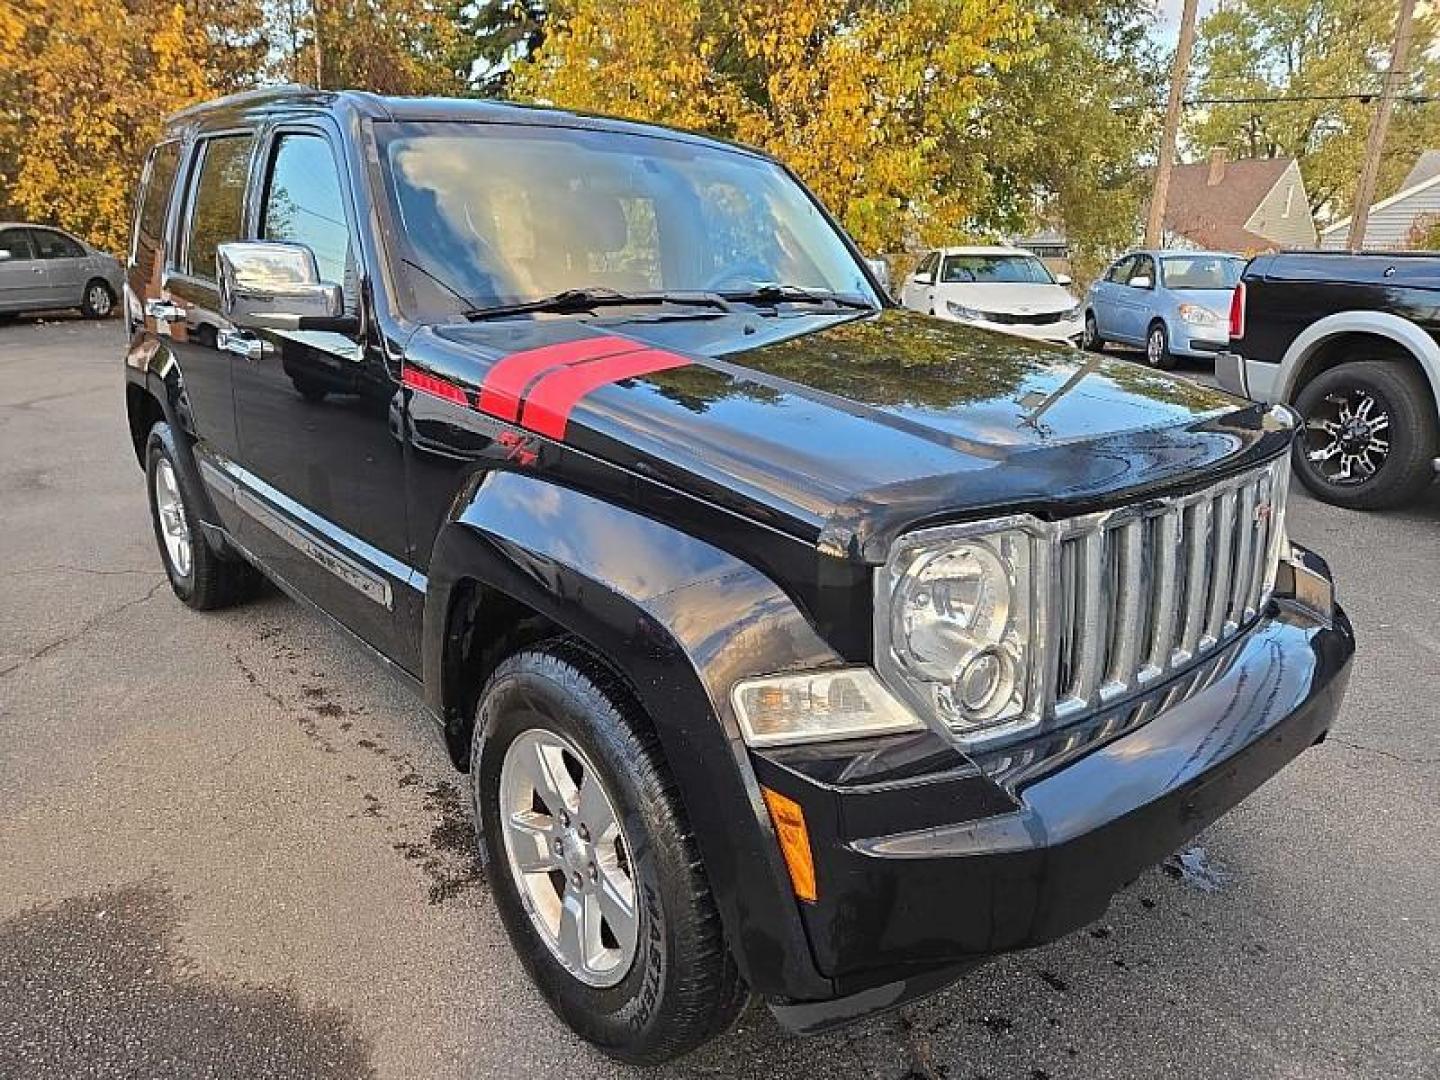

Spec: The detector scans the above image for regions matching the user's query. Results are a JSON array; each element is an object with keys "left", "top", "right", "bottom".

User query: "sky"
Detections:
[{"left": 1153, "top": 0, "right": 1222, "bottom": 36}]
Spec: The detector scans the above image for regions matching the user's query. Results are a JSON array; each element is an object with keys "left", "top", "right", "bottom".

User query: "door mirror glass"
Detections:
[
  {"left": 1127, "top": 274, "right": 1153, "bottom": 290},
  {"left": 217, "top": 241, "right": 349, "bottom": 332}
]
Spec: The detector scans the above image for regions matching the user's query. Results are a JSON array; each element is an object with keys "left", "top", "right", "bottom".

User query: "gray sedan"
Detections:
[{"left": 0, "top": 223, "right": 123, "bottom": 318}]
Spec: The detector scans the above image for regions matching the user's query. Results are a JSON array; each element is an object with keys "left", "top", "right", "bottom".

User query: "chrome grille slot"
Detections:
[{"left": 1049, "top": 458, "right": 1287, "bottom": 719}]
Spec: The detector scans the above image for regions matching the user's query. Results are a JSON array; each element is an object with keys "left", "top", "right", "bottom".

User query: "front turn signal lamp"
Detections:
[
  {"left": 730, "top": 668, "right": 925, "bottom": 748},
  {"left": 761, "top": 786, "right": 817, "bottom": 903}
]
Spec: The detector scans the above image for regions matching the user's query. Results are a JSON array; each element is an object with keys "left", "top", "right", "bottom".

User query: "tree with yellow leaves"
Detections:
[
  {"left": 512, "top": 0, "right": 1039, "bottom": 253},
  {"left": 0, "top": 0, "right": 265, "bottom": 253}
]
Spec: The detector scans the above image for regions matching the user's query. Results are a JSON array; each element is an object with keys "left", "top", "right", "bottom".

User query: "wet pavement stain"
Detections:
[
  {"left": 1162, "top": 845, "right": 1231, "bottom": 894},
  {"left": 0, "top": 883, "right": 374, "bottom": 1079}
]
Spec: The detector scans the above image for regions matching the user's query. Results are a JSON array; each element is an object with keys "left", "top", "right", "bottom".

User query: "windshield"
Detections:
[
  {"left": 1161, "top": 255, "right": 1244, "bottom": 290},
  {"left": 374, "top": 121, "right": 878, "bottom": 314},
  {"left": 939, "top": 254, "right": 1054, "bottom": 285}
]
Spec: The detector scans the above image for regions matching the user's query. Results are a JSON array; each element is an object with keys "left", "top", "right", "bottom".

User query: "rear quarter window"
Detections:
[{"left": 132, "top": 140, "right": 182, "bottom": 267}]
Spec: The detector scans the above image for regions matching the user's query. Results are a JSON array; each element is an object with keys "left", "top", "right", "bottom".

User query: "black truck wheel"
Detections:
[
  {"left": 1292, "top": 360, "right": 1439, "bottom": 510},
  {"left": 472, "top": 643, "right": 747, "bottom": 1064},
  {"left": 145, "top": 422, "right": 257, "bottom": 609}
]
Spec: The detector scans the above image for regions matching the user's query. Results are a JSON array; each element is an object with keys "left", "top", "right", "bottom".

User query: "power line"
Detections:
[{"left": 1185, "top": 92, "right": 1436, "bottom": 106}]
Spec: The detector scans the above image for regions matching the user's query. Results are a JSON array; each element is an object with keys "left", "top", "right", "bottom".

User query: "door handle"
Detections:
[
  {"left": 217, "top": 328, "right": 270, "bottom": 360},
  {"left": 144, "top": 298, "right": 185, "bottom": 323},
  {"left": 31, "top": 266, "right": 44, "bottom": 274}
]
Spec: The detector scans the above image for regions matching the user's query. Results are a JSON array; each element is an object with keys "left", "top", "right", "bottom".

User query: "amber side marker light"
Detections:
[{"left": 761, "top": 786, "right": 818, "bottom": 903}]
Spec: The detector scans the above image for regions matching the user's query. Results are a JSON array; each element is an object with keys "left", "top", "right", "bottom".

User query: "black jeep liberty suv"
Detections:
[{"left": 124, "top": 89, "right": 1355, "bottom": 1064}]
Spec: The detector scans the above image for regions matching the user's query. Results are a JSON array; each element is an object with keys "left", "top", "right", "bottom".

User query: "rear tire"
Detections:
[
  {"left": 1083, "top": 311, "right": 1105, "bottom": 352},
  {"left": 145, "top": 422, "right": 258, "bottom": 610},
  {"left": 80, "top": 279, "right": 114, "bottom": 319},
  {"left": 472, "top": 642, "right": 747, "bottom": 1064},
  {"left": 1292, "top": 360, "right": 1438, "bottom": 510}
]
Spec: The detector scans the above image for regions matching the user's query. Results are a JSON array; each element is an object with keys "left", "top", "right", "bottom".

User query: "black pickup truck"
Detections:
[
  {"left": 1218, "top": 250, "right": 1440, "bottom": 509},
  {"left": 124, "top": 88, "right": 1354, "bottom": 1064}
]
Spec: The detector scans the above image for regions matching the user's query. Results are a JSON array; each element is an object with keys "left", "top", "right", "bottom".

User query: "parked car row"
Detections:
[
  {"left": 0, "top": 223, "right": 122, "bottom": 319},
  {"left": 896, "top": 240, "right": 1436, "bottom": 511}
]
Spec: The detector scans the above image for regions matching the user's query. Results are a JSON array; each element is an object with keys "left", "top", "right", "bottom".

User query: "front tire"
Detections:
[
  {"left": 473, "top": 644, "right": 747, "bottom": 1064},
  {"left": 80, "top": 279, "right": 114, "bottom": 319},
  {"left": 1145, "top": 320, "right": 1177, "bottom": 370},
  {"left": 1292, "top": 360, "right": 1438, "bottom": 510},
  {"left": 145, "top": 422, "right": 257, "bottom": 609}
]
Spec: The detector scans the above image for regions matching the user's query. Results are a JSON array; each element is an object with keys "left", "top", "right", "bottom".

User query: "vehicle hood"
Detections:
[
  {"left": 412, "top": 307, "right": 1289, "bottom": 562},
  {"left": 931, "top": 282, "right": 1077, "bottom": 315}
]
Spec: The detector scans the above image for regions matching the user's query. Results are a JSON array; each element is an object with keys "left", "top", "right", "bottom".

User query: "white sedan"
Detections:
[{"left": 899, "top": 246, "right": 1083, "bottom": 346}]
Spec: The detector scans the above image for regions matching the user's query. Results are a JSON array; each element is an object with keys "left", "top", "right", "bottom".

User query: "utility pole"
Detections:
[
  {"left": 1348, "top": 0, "right": 1418, "bottom": 251},
  {"left": 1145, "top": 0, "right": 1201, "bottom": 248},
  {"left": 312, "top": 0, "right": 324, "bottom": 89}
]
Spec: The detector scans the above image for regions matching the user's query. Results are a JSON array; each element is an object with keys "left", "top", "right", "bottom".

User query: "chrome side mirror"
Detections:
[
  {"left": 864, "top": 256, "right": 891, "bottom": 292},
  {"left": 217, "top": 241, "right": 350, "bottom": 332},
  {"left": 0, "top": 250, "right": 12, "bottom": 263},
  {"left": 1054, "top": 272, "right": 1073, "bottom": 287},
  {"left": 1128, "top": 274, "right": 1153, "bottom": 290}
]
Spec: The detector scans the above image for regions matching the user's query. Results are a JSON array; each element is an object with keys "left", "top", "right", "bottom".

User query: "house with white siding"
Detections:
[
  {"left": 1155, "top": 150, "right": 1317, "bottom": 254},
  {"left": 1319, "top": 151, "right": 1440, "bottom": 250}
]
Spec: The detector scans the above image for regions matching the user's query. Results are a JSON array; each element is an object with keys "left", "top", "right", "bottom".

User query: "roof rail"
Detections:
[{"left": 164, "top": 84, "right": 325, "bottom": 124}]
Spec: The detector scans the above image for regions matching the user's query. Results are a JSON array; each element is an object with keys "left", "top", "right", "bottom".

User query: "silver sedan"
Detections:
[{"left": 0, "top": 223, "right": 123, "bottom": 318}]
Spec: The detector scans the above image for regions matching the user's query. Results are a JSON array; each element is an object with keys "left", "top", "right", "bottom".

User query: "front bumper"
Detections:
[
  {"left": 752, "top": 551, "right": 1353, "bottom": 1029},
  {"left": 946, "top": 312, "right": 1084, "bottom": 347}
]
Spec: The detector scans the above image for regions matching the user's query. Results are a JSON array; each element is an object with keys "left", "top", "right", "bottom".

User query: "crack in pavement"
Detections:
[
  {"left": 1328, "top": 737, "right": 1438, "bottom": 769},
  {"left": 0, "top": 579, "right": 168, "bottom": 680},
  {"left": 0, "top": 564, "right": 158, "bottom": 579}
]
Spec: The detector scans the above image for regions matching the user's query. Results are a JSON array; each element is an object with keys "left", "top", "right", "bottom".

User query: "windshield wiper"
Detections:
[
  {"left": 717, "top": 283, "right": 877, "bottom": 311},
  {"left": 464, "top": 287, "right": 737, "bottom": 322}
]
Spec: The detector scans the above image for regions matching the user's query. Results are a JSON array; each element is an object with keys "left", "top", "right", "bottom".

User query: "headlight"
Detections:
[
  {"left": 731, "top": 668, "right": 925, "bottom": 747},
  {"left": 875, "top": 520, "right": 1043, "bottom": 740},
  {"left": 946, "top": 301, "right": 985, "bottom": 321},
  {"left": 1179, "top": 303, "right": 1223, "bottom": 326}
]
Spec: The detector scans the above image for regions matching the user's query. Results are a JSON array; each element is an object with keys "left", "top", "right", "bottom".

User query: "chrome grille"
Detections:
[{"left": 1050, "top": 457, "right": 1289, "bottom": 720}]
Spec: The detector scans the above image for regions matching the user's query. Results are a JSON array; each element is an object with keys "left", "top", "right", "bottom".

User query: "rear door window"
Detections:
[
  {"left": 31, "top": 229, "right": 85, "bottom": 259},
  {"left": 182, "top": 134, "right": 255, "bottom": 281}
]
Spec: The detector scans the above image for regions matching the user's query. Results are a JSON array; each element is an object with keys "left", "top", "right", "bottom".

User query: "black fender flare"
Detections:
[
  {"left": 123, "top": 334, "right": 226, "bottom": 536},
  {"left": 422, "top": 469, "right": 839, "bottom": 1001}
]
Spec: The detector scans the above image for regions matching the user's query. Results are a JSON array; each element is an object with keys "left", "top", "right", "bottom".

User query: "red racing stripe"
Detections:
[
  {"left": 402, "top": 365, "right": 471, "bottom": 406},
  {"left": 477, "top": 336, "right": 645, "bottom": 422},
  {"left": 520, "top": 348, "right": 691, "bottom": 440}
]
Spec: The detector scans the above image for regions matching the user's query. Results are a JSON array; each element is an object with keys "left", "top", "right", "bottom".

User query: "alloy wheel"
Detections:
[
  {"left": 88, "top": 284, "right": 112, "bottom": 316},
  {"left": 499, "top": 728, "right": 638, "bottom": 988},
  {"left": 1146, "top": 327, "right": 1165, "bottom": 366},
  {"left": 153, "top": 458, "right": 192, "bottom": 578},
  {"left": 1301, "top": 387, "right": 1391, "bottom": 486}
]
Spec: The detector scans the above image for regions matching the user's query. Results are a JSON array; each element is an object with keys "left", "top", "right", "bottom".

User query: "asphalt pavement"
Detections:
[{"left": 1, "top": 317, "right": 1436, "bottom": 1079}]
